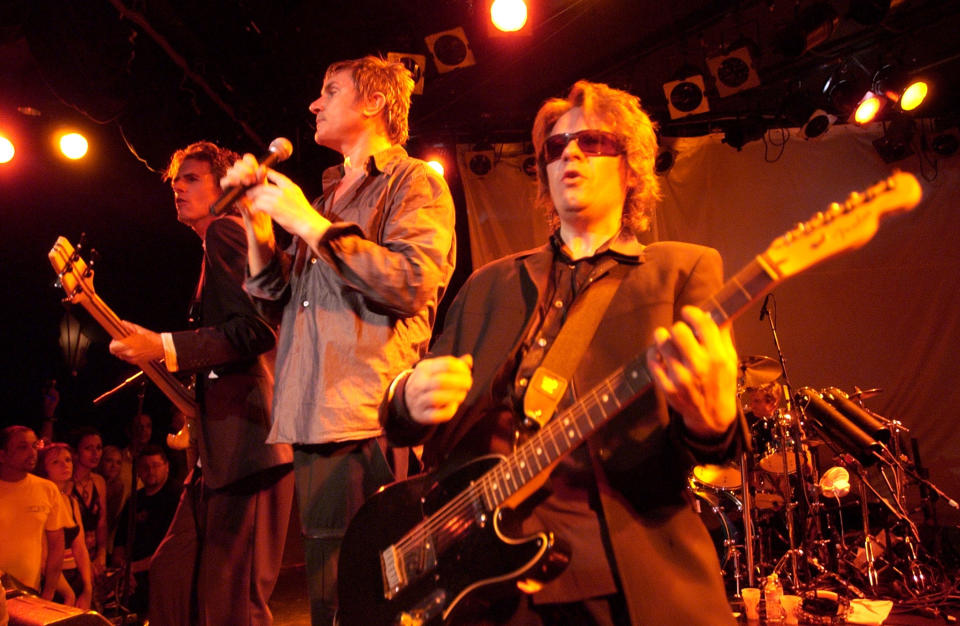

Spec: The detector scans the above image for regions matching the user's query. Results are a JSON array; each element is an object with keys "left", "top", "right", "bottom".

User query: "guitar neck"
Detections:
[
  {"left": 49, "top": 237, "right": 199, "bottom": 418},
  {"left": 478, "top": 257, "right": 776, "bottom": 509}
]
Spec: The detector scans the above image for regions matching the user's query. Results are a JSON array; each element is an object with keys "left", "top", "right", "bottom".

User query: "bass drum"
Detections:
[{"left": 690, "top": 487, "right": 742, "bottom": 570}]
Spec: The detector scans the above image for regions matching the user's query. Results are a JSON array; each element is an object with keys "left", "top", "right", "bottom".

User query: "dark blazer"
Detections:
[
  {"left": 170, "top": 216, "right": 293, "bottom": 490},
  {"left": 389, "top": 238, "right": 736, "bottom": 625}
]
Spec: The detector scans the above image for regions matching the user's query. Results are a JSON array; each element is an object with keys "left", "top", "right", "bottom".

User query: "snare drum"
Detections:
[{"left": 691, "top": 461, "right": 743, "bottom": 491}]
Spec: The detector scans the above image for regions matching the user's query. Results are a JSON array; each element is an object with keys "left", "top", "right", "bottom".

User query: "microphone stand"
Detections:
[{"left": 759, "top": 294, "right": 803, "bottom": 589}]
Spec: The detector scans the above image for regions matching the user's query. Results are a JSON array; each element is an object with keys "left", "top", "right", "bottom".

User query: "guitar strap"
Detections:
[{"left": 522, "top": 268, "right": 625, "bottom": 429}]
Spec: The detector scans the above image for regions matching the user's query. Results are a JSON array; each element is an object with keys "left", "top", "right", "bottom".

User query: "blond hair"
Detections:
[
  {"left": 326, "top": 56, "right": 415, "bottom": 146},
  {"left": 532, "top": 80, "right": 660, "bottom": 235}
]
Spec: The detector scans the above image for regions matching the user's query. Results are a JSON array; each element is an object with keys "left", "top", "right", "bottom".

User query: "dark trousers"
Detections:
[
  {"left": 148, "top": 465, "right": 295, "bottom": 626},
  {"left": 293, "top": 439, "right": 396, "bottom": 626}
]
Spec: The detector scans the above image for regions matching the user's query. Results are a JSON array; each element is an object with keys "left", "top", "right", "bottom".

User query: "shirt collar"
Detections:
[{"left": 549, "top": 227, "right": 645, "bottom": 264}]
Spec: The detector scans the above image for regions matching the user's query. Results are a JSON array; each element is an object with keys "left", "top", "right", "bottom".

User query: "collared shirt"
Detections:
[{"left": 246, "top": 145, "right": 456, "bottom": 444}]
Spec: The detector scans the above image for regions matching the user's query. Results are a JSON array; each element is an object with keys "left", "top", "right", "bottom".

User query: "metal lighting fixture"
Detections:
[
  {"left": 663, "top": 68, "right": 710, "bottom": 120},
  {"left": 822, "top": 65, "right": 871, "bottom": 119},
  {"left": 801, "top": 109, "right": 838, "bottom": 139},
  {"left": 425, "top": 27, "right": 476, "bottom": 73},
  {"left": 387, "top": 52, "right": 426, "bottom": 95},
  {"left": 706, "top": 45, "right": 760, "bottom": 97},
  {"left": 873, "top": 65, "right": 928, "bottom": 112}
]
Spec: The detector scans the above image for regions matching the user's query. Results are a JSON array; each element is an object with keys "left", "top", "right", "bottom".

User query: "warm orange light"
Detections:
[
  {"left": 854, "top": 93, "right": 883, "bottom": 124},
  {"left": 427, "top": 160, "right": 445, "bottom": 177},
  {"left": 0, "top": 136, "right": 14, "bottom": 164},
  {"left": 900, "top": 81, "right": 927, "bottom": 111},
  {"left": 491, "top": 0, "right": 528, "bottom": 32},
  {"left": 59, "top": 132, "right": 88, "bottom": 160}
]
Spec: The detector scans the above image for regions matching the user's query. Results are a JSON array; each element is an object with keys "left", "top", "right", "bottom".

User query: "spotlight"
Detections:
[
  {"left": 663, "top": 70, "right": 709, "bottom": 120},
  {"left": 58, "top": 132, "right": 88, "bottom": 160},
  {"left": 0, "top": 135, "right": 14, "bottom": 164},
  {"left": 654, "top": 150, "right": 675, "bottom": 174},
  {"left": 873, "top": 65, "right": 928, "bottom": 112},
  {"left": 854, "top": 91, "right": 885, "bottom": 125},
  {"left": 822, "top": 67, "right": 871, "bottom": 117},
  {"left": 425, "top": 27, "right": 476, "bottom": 73},
  {"left": 801, "top": 109, "right": 837, "bottom": 139},
  {"left": 931, "top": 131, "right": 959, "bottom": 157},
  {"left": 706, "top": 45, "right": 760, "bottom": 97},
  {"left": 490, "top": 0, "right": 527, "bottom": 32},
  {"left": 387, "top": 52, "right": 426, "bottom": 95},
  {"left": 776, "top": 2, "right": 840, "bottom": 58},
  {"left": 426, "top": 160, "right": 445, "bottom": 177},
  {"left": 468, "top": 152, "right": 493, "bottom": 176}
]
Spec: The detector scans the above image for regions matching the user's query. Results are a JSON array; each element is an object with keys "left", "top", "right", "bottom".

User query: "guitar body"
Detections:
[{"left": 338, "top": 456, "right": 570, "bottom": 626}]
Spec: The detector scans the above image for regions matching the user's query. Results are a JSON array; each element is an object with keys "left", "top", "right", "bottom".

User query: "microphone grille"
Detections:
[{"left": 268, "top": 137, "right": 294, "bottom": 161}]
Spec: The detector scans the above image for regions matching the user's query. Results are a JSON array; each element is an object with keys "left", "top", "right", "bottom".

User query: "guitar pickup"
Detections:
[{"left": 381, "top": 534, "right": 438, "bottom": 600}]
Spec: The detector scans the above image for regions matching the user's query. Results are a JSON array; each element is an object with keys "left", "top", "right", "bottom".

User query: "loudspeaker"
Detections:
[{"left": 6, "top": 594, "right": 112, "bottom": 625}]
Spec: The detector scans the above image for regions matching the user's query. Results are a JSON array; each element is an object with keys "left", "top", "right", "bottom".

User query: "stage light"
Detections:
[
  {"left": 854, "top": 92, "right": 884, "bottom": 124},
  {"left": 654, "top": 150, "right": 675, "bottom": 174},
  {"left": 468, "top": 152, "right": 493, "bottom": 176},
  {"left": 387, "top": 52, "right": 426, "bottom": 95},
  {"left": 822, "top": 68, "right": 871, "bottom": 118},
  {"left": 801, "top": 109, "right": 837, "bottom": 139},
  {"left": 425, "top": 27, "right": 476, "bottom": 73},
  {"left": 426, "top": 160, "right": 445, "bottom": 177},
  {"left": 491, "top": 0, "right": 527, "bottom": 32},
  {"left": 0, "top": 136, "right": 14, "bottom": 164},
  {"left": 59, "top": 132, "right": 88, "bottom": 160},
  {"left": 900, "top": 81, "right": 927, "bottom": 111},
  {"left": 663, "top": 71, "right": 709, "bottom": 120},
  {"left": 706, "top": 45, "right": 760, "bottom": 98}
]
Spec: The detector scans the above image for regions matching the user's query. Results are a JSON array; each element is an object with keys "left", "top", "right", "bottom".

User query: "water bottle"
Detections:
[{"left": 763, "top": 573, "right": 785, "bottom": 623}]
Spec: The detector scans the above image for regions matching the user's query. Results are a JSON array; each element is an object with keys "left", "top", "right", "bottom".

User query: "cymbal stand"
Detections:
[{"left": 738, "top": 451, "right": 756, "bottom": 591}]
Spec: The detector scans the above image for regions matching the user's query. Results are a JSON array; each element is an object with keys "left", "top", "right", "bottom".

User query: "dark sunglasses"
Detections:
[{"left": 542, "top": 129, "right": 624, "bottom": 164}]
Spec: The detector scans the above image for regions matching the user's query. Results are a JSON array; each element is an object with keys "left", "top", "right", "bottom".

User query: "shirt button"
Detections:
[
  {"left": 302, "top": 300, "right": 310, "bottom": 308},
  {"left": 553, "top": 299, "right": 563, "bottom": 309},
  {"left": 537, "top": 337, "right": 547, "bottom": 348},
  {"left": 518, "top": 378, "right": 528, "bottom": 387}
]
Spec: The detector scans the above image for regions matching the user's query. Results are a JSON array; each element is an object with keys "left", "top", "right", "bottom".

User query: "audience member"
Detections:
[
  {"left": 37, "top": 443, "right": 93, "bottom": 609},
  {"left": 113, "top": 445, "right": 181, "bottom": 620},
  {"left": 99, "top": 445, "right": 127, "bottom": 551},
  {"left": 0, "top": 426, "right": 67, "bottom": 599},
  {"left": 71, "top": 428, "right": 108, "bottom": 580}
]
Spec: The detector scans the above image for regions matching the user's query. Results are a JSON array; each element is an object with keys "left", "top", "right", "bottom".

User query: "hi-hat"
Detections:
[{"left": 739, "top": 355, "right": 782, "bottom": 387}]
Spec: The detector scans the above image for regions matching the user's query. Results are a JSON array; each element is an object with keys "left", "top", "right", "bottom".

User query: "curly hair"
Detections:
[
  {"left": 532, "top": 80, "right": 660, "bottom": 236},
  {"left": 163, "top": 141, "right": 239, "bottom": 183},
  {"left": 326, "top": 55, "right": 415, "bottom": 146}
]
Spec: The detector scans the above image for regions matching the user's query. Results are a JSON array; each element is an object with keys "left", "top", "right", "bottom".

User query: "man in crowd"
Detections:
[
  {"left": 221, "top": 55, "right": 456, "bottom": 624},
  {"left": 0, "top": 426, "right": 66, "bottom": 600},
  {"left": 381, "top": 80, "right": 740, "bottom": 625},
  {"left": 113, "top": 445, "right": 180, "bottom": 620},
  {"left": 108, "top": 140, "right": 294, "bottom": 625}
]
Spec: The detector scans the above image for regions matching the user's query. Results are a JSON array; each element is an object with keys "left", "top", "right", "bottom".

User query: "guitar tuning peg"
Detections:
[{"left": 89, "top": 249, "right": 100, "bottom": 267}]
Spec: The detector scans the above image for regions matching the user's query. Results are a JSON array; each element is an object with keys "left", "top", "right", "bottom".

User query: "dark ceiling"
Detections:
[
  {"left": 1, "top": 0, "right": 960, "bottom": 433},
  {"left": 4, "top": 0, "right": 960, "bottom": 169}
]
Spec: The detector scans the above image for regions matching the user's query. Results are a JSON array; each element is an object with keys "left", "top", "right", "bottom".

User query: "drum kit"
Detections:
[{"left": 689, "top": 354, "right": 955, "bottom": 606}]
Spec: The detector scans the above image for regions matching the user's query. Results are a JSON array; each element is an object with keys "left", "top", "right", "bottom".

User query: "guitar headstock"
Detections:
[
  {"left": 49, "top": 236, "right": 95, "bottom": 304},
  {"left": 760, "top": 171, "right": 922, "bottom": 280}
]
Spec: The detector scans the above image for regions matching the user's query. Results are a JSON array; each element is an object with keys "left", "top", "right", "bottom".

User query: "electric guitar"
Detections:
[
  {"left": 48, "top": 236, "right": 199, "bottom": 418},
  {"left": 336, "top": 172, "right": 923, "bottom": 625}
]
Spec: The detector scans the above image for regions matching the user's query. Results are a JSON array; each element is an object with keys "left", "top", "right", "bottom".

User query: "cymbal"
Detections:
[
  {"left": 738, "top": 355, "right": 782, "bottom": 387},
  {"left": 849, "top": 387, "right": 883, "bottom": 400}
]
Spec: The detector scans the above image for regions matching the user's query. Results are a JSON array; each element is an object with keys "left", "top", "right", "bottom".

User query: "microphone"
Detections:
[
  {"left": 209, "top": 137, "right": 294, "bottom": 216},
  {"left": 759, "top": 293, "right": 772, "bottom": 320}
]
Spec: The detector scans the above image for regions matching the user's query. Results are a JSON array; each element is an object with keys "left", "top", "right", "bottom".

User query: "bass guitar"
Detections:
[
  {"left": 48, "top": 236, "right": 199, "bottom": 418},
  {"left": 337, "top": 172, "right": 922, "bottom": 625}
]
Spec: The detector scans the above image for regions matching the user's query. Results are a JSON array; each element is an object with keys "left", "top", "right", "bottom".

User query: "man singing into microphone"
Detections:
[
  {"left": 222, "top": 56, "right": 456, "bottom": 624},
  {"left": 109, "top": 141, "right": 294, "bottom": 625}
]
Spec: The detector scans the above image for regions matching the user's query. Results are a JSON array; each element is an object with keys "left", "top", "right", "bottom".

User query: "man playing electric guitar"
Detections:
[{"left": 377, "top": 80, "right": 740, "bottom": 624}]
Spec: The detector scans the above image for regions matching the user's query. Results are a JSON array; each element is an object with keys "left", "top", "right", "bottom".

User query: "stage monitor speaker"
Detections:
[{"left": 6, "top": 594, "right": 112, "bottom": 625}]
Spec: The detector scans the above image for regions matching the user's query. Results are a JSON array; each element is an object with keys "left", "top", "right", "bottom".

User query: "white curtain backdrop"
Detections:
[{"left": 460, "top": 127, "right": 960, "bottom": 523}]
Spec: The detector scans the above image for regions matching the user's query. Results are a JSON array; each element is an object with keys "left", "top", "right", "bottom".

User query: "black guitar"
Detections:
[{"left": 337, "top": 173, "right": 922, "bottom": 626}]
